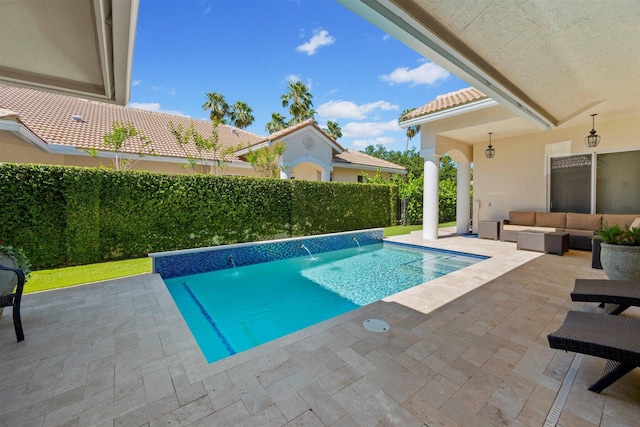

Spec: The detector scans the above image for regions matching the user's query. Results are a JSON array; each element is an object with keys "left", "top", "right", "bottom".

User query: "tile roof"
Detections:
[
  {"left": 0, "top": 84, "right": 264, "bottom": 161},
  {"left": 0, "top": 84, "right": 404, "bottom": 173},
  {"left": 266, "top": 118, "right": 346, "bottom": 151},
  {"left": 402, "top": 87, "right": 487, "bottom": 122},
  {"left": 333, "top": 149, "right": 406, "bottom": 171}
]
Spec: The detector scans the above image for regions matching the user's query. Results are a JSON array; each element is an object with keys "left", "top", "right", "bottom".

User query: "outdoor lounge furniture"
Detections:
[
  {"left": 478, "top": 220, "right": 500, "bottom": 240},
  {"left": 548, "top": 310, "right": 640, "bottom": 393},
  {"left": 515, "top": 229, "right": 569, "bottom": 255},
  {"left": 0, "top": 264, "right": 25, "bottom": 342},
  {"left": 501, "top": 211, "right": 640, "bottom": 250},
  {"left": 571, "top": 279, "right": 640, "bottom": 315}
]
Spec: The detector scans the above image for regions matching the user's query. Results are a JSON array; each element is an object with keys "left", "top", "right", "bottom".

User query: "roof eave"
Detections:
[
  {"left": 400, "top": 98, "right": 498, "bottom": 128},
  {"left": 336, "top": 0, "right": 555, "bottom": 131}
]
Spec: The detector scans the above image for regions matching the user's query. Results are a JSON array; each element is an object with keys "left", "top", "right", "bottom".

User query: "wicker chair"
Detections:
[
  {"left": 548, "top": 311, "right": 640, "bottom": 392},
  {"left": 571, "top": 279, "right": 640, "bottom": 315},
  {"left": 0, "top": 264, "right": 25, "bottom": 342}
]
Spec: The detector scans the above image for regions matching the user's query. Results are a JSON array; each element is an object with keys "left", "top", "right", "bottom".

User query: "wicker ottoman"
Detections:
[{"left": 517, "top": 230, "right": 546, "bottom": 252}]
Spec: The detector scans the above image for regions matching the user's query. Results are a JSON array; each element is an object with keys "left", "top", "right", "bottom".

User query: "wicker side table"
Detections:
[
  {"left": 478, "top": 221, "right": 500, "bottom": 240},
  {"left": 545, "top": 231, "right": 569, "bottom": 255}
]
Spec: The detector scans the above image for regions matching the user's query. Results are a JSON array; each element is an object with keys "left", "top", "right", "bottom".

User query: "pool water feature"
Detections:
[{"left": 162, "top": 241, "right": 487, "bottom": 363}]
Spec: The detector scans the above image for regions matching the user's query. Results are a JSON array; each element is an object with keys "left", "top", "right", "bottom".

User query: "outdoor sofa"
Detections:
[{"left": 500, "top": 211, "right": 640, "bottom": 250}]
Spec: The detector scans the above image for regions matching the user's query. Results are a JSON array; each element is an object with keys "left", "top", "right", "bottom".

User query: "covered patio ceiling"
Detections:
[
  {"left": 0, "top": 0, "right": 139, "bottom": 106},
  {"left": 339, "top": 0, "right": 640, "bottom": 144}
]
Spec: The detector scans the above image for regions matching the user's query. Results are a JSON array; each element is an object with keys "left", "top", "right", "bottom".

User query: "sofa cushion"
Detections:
[
  {"left": 536, "top": 212, "right": 566, "bottom": 228},
  {"left": 503, "top": 225, "right": 558, "bottom": 233},
  {"left": 509, "top": 211, "right": 536, "bottom": 226},
  {"left": 566, "top": 213, "right": 602, "bottom": 231},
  {"left": 562, "top": 228, "right": 595, "bottom": 238},
  {"left": 602, "top": 214, "right": 640, "bottom": 230}
]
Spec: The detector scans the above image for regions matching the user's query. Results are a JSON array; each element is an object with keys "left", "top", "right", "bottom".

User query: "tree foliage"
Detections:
[
  {"left": 0, "top": 163, "right": 398, "bottom": 268},
  {"left": 202, "top": 92, "right": 230, "bottom": 123},
  {"left": 280, "top": 81, "right": 315, "bottom": 125},
  {"left": 229, "top": 101, "right": 255, "bottom": 129},
  {"left": 100, "top": 121, "right": 154, "bottom": 170},
  {"left": 168, "top": 120, "right": 237, "bottom": 174},
  {"left": 399, "top": 108, "right": 419, "bottom": 152},
  {"left": 245, "top": 141, "right": 287, "bottom": 178},
  {"left": 361, "top": 145, "right": 465, "bottom": 224},
  {"left": 265, "top": 112, "right": 287, "bottom": 134},
  {"left": 323, "top": 121, "right": 342, "bottom": 140}
]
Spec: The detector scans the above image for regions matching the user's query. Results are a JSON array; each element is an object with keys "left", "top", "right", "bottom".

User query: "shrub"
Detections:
[{"left": 0, "top": 163, "right": 397, "bottom": 268}]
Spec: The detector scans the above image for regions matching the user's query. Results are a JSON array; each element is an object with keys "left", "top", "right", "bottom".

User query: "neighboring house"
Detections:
[{"left": 0, "top": 85, "right": 405, "bottom": 181}]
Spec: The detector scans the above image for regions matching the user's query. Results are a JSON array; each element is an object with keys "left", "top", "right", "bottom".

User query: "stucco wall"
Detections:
[
  {"left": 473, "top": 116, "right": 640, "bottom": 223},
  {"left": 0, "top": 130, "right": 262, "bottom": 176},
  {"left": 332, "top": 168, "right": 393, "bottom": 183},
  {"left": 290, "top": 162, "right": 320, "bottom": 180},
  {"left": 281, "top": 131, "right": 333, "bottom": 169}
]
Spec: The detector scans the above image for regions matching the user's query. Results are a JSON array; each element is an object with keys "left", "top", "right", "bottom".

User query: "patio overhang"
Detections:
[
  {"left": 338, "top": 0, "right": 640, "bottom": 145},
  {"left": 0, "top": 0, "right": 139, "bottom": 106}
]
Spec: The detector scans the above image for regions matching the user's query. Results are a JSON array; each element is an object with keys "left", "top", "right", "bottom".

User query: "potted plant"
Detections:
[
  {"left": 594, "top": 223, "right": 640, "bottom": 281},
  {"left": 0, "top": 242, "right": 31, "bottom": 297}
]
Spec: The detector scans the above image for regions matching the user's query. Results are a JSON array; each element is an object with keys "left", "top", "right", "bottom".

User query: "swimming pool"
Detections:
[{"left": 161, "top": 240, "right": 487, "bottom": 363}]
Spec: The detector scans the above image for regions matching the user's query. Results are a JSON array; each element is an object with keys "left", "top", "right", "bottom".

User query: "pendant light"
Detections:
[
  {"left": 585, "top": 114, "right": 601, "bottom": 148},
  {"left": 485, "top": 132, "right": 495, "bottom": 159}
]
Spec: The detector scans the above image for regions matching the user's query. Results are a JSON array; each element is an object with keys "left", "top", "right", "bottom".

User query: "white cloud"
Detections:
[
  {"left": 127, "top": 102, "right": 189, "bottom": 117},
  {"left": 379, "top": 61, "right": 450, "bottom": 86},
  {"left": 352, "top": 136, "right": 397, "bottom": 148},
  {"left": 283, "top": 75, "right": 313, "bottom": 90},
  {"left": 295, "top": 29, "right": 335, "bottom": 55},
  {"left": 342, "top": 120, "right": 401, "bottom": 138},
  {"left": 132, "top": 80, "right": 141, "bottom": 87},
  {"left": 382, "top": 34, "right": 391, "bottom": 42},
  {"left": 317, "top": 100, "right": 399, "bottom": 120},
  {"left": 285, "top": 74, "right": 301, "bottom": 83}
]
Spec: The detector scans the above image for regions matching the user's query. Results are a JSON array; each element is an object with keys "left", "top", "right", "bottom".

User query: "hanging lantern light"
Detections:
[
  {"left": 585, "top": 114, "right": 601, "bottom": 148},
  {"left": 485, "top": 132, "right": 495, "bottom": 159}
]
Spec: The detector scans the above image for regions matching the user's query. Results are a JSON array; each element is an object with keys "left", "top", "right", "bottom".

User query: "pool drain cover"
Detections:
[{"left": 363, "top": 319, "right": 390, "bottom": 333}]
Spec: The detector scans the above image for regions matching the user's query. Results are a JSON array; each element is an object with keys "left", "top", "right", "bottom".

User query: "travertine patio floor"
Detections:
[{"left": 1, "top": 230, "right": 638, "bottom": 426}]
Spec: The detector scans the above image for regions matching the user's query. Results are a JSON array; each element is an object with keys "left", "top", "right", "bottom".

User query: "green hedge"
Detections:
[{"left": 0, "top": 164, "right": 397, "bottom": 269}]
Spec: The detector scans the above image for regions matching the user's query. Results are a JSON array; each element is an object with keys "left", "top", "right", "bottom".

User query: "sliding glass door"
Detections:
[
  {"left": 550, "top": 155, "right": 591, "bottom": 213},
  {"left": 550, "top": 150, "right": 640, "bottom": 214},
  {"left": 596, "top": 150, "right": 640, "bottom": 214}
]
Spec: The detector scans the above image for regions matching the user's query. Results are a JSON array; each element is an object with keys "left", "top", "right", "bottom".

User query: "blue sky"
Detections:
[{"left": 128, "top": 0, "right": 468, "bottom": 152}]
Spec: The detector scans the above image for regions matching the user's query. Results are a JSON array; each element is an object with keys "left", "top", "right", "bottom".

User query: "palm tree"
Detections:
[
  {"left": 229, "top": 101, "right": 255, "bottom": 129},
  {"left": 399, "top": 108, "right": 419, "bottom": 153},
  {"left": 202, "top": 92, "right": 229, "bottom": 123},
  {"left": 323, "top": 121, "right": 342, "bottom": 140},
  {"left": 281, "top": 81, "right": 315, "bottom": 124},
  {"left": 265, "top": 112, "right": 287, "bottom": 134}
]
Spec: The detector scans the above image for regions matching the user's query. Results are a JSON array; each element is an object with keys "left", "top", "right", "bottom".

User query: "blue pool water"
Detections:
[{"left": 164, "top": 242, "right": 485, "bottom": 363}]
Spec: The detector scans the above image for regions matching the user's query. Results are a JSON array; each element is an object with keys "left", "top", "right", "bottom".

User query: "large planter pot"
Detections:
[{"left": 600, "top": 243, "right": 640, "bottom": 281}]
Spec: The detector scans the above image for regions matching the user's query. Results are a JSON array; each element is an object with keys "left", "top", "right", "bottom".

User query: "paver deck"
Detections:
[{"left": 1, "top": 230, "right": 638, "bottom": 426}]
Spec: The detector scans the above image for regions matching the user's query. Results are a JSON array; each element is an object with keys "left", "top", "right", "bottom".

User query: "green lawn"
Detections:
[
  {"left": 24, "top": 223, "right": 455, "bottom": 293},
  {"left": 26, "top": 257, "right": 152, "bottom": 294}
]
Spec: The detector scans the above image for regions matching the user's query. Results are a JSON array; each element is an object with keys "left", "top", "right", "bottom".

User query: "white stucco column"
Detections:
[
  {"left": 456, "top": 159, "right": 471, "bottom": 234},
  {"left": 321, "top": 170, "right": 331, "bottom": 182},
  {"left": 421, "top": 150, "right": 440, "bottom": 240}
]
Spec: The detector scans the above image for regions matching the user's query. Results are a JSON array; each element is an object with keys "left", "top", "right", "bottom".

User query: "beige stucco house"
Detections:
[
  {"left": 342, "top": 0, "right": 640, "bottom": 239},
  {"left": 0, "top": 85, "right": 405, "bottom": 182}
]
